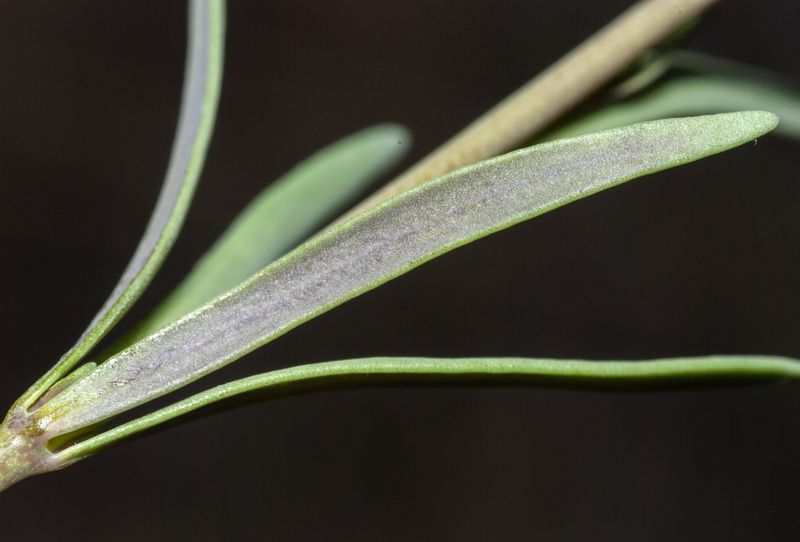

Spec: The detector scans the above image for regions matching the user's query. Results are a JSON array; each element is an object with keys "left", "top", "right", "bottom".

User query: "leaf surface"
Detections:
[{"left": 39, "top": 112, "right": 779, "bottom": 434}]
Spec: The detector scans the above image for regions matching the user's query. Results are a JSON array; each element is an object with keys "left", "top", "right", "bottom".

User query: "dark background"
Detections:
[{"left": 2, "top": 0, "right": 800, "bottom": 540}]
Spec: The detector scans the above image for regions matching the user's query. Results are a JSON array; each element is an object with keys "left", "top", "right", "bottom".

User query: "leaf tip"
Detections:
[
  {"left": 375, "top": 122, "right": 413, "bottom": 149},
  {"left": 734, "top": 110, "right": 780, "bottom": 137}
]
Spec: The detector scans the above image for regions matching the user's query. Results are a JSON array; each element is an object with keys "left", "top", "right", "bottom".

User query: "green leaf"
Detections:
[
  {"left": 13, "top": 0, "right": 226, "bottom": 411},
  {"left": 58, "top": 354, "right": 800, "bottom": 458},
  {"left": 544, "top": 54, "right": 800, "bottom": 141},
  {"left": 34, "top": 111, "right": 778, "bottom": 439},
  {"left": 122, "top": 124, "right": 410, "bottom": 346}
]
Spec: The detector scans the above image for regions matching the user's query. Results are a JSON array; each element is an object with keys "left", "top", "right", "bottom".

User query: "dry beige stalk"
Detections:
[{"left": 328, "top": 0, "right": 720, "bottom": 228}]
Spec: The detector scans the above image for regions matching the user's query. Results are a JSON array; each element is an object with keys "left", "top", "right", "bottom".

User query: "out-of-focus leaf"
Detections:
[
  {"left": 544, "top": 54, "right": 800, "bottom": 141},
  {"left": 124, "top": 124, "right": 410, "bottom": 345}
]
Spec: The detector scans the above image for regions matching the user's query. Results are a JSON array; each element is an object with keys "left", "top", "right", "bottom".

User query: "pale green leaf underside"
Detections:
[
  {"left": 61, "top": 354, "right": 800, "bottom": 458},
  {"left": 15, "top": 0, "right": 225, "bottom": 411},
  {"left": 40, "top": 112, "right": 779, "bottom": 435},
  {"left": 123, "top": 124, "right": 410, "bottom": 346}
]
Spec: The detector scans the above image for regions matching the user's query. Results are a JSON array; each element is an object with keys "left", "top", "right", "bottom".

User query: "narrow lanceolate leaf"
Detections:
[
  {"left": 543, "top": 75, "right": 800, "bottom": 142},
  {"left": 60, "top": 354, "right": 800, "bottom": 458},
  {"left": 123, "top": 124, "right": 410, "bottom": 346},
  {"left": 14, "top": 0, "right": 225, "bottom": 411},
  {"left": 39, "top": 112, "right": 778, "bottom": 436},
  {"left": 543, "top": 52, "right": 800, "bottom": 143}
]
